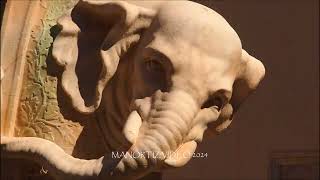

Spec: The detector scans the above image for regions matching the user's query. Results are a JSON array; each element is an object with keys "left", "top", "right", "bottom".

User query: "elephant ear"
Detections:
[
  {"left": 52, "top": 0, "right": 155, "bottom": 114},
  {"left": 214, "top": 50, "right": 266, "bottom": 133}
]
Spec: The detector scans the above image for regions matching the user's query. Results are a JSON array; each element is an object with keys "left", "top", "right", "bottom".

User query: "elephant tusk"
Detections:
[
  {"left": 164, "top": 140, "right": 197, "bottom": 168},
  {"left": 123, "top": 110, "right": 142, "bottom": 145},
  {"left": 185, "top": 107, "right": 221, "bottom": 142}
]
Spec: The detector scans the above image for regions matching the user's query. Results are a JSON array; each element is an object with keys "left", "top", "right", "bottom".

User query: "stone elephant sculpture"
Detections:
[{"left": 1, "top": 0, "right": 265, "bottom": 179}]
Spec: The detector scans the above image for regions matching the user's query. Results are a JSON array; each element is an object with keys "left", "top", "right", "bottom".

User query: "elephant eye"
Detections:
[
  {"left": 145, "top": 59, "right": 164, "bottom": 72},
  {"left": 201, "top": 96, "right": 224, "bottom": 111}
]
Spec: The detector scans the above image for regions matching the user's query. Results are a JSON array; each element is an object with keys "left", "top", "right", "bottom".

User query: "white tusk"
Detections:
[
  {"left": 164, "top": 140, "right": 197, "bottom": 168},
  {"left": 123, "top": 110, "right": 142, "bottom": 145}
]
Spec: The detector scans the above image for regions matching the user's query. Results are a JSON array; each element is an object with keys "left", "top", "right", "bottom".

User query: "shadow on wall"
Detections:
[
  {"left": 0, "top": 0, "right": 7, "bottom": 29},
  {"left": 46, "top": 19, "right": 107, "bottom": 160}
]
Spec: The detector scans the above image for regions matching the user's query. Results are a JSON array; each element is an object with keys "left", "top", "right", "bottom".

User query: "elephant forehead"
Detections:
[
  {"left": 154, "top": 1, "right": 242, "bottom": 62},
  {"left": 145, "top": 33, "right": 242, "bottom": 88},
  {"left": 147, "top": 34, "right": 238, "bottom": 96}
]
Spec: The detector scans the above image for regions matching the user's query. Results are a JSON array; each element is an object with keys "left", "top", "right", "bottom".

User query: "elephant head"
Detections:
[{"left": 1, "top": 0, "right": 265, "bottom": 179}]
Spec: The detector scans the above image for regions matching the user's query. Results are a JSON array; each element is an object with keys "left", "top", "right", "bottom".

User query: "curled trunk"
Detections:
[{"left": 115, "top": 90, "right": 199, "bottom": 176}]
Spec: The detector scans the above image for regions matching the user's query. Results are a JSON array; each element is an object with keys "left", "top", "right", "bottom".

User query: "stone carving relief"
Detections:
[
  {"left": 1, "top": 0, "right": 265, "bottom": 179},
  {"left": 16, "top": 13, "right": 81, "bottom": 152}
]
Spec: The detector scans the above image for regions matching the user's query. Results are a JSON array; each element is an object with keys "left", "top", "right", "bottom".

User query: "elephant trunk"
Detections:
[
  {"left": 1, "top": 90, "right": 200, "bottom": 179},
  {"left": 115, "top": 90, "right": 199, "bottom": 176}
]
